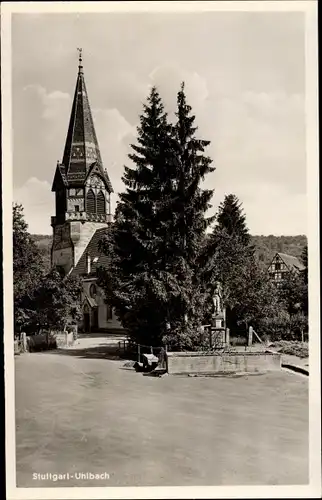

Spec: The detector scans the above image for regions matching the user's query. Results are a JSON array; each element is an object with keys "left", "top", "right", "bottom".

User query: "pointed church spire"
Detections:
[
  {"left": 77, "top": 47, "right": 84, "bottom": 75},
  {"left": 62, "top": 49, "right": 113, "bottom": 192}
]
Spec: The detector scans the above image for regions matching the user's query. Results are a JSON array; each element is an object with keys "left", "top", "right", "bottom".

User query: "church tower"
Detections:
[{"left": 51, "top": 50, "right": 113, "bottom": 274}]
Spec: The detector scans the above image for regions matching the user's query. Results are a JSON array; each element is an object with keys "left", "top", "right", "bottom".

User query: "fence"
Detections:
[
  {"left": 14, "top": 330, "right": 76, "bottom": 354},
  {"left": 117, "top": 339, "right": 166, "bottom": 362}
]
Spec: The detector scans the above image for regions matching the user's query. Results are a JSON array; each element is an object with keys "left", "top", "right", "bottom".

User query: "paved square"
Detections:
[{"left": 15, "top": 341, "right": 308, "bottom": 487}]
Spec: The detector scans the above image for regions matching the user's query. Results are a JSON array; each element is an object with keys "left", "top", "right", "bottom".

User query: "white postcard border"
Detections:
[{"left": 2, "top": 2, "right": 320, "bottom": 499}]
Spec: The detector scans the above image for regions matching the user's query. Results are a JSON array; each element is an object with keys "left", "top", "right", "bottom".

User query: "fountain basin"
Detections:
[{"left": 165, "top": 350, "right": 281, "bottom": 375}]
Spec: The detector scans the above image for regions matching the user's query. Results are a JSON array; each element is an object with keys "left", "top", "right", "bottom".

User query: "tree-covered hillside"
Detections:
[
  {"left": 252, "top": 235, "right": 307, "bottom": 268},
  {"left": 31, "top": 233, "right": 307, "bottom": 273},
  {"left": 31, "top": 235, "right": 52, "bottom": 272}
]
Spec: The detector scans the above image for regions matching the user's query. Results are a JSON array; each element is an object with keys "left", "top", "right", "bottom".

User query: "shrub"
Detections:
[
  {"left": 27, "top": 333, "right": 57, "bottom": 352},
  {"left": 257, "top": 310, "right": 308, "bottom": 342},
  {"left": 230, "top": 336, "right": 247, "bottom": 347}
]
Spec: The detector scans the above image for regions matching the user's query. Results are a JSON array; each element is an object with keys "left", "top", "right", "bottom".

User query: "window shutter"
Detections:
[
  {"left": 86, "top": 189, "right": 96, "bottom": 214},
  {"left": 97, "top": 190, "right": 106, "bottom": 215}
]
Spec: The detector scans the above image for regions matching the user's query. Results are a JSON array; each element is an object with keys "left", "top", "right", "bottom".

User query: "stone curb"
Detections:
[{"left": 282, "top": 363, "right": 309, "bottom": 376}]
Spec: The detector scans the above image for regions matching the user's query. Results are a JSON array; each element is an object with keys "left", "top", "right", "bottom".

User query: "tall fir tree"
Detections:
[
  {"left": 98, "top": 87, "right": 176, "bottom": 346},
  {"left": 161, "top": 82, "right": 215, "bottom": 348},
  {"left": 98, "top": 84, "right": 215, "bottom": 349}
]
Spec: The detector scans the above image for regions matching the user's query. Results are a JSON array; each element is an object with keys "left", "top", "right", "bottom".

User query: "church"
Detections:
[{"left": 50, "top": 51, "right": 122, "bottom": 333}]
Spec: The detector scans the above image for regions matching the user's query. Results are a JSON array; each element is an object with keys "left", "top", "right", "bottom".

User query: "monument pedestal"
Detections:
[
  {"left": 210, "top": 315, "right": 229, "bottom": 348},
  {"left": 210, "top": 328, "right": 227, "bottom": 348},
  {"left": 214, "top": 318, "right": 223, "bottom": 328}
]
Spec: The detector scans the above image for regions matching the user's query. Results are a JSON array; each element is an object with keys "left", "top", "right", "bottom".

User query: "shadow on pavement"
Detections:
[{"left": 43, "top": 343, "right": 129, "bottom": 361}]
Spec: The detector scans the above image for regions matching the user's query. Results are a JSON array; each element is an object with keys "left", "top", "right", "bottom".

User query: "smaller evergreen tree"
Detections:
[
  {"left": 216, "top": 194, "right": 251, "bottom": 245},
  {"left": 204, "top": 194, "right": 272, "bottom": 333}
]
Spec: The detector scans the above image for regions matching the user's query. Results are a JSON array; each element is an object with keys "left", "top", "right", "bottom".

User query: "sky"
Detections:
[{"left": 12, "top": 11, "right": 307, "bottom": 236}]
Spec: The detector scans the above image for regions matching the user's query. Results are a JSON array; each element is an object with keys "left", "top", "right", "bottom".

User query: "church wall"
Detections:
[
  {"left": 67, "top": 197, "right": 85, "bottom": 212},
  {"left": 51, "top": 222, "right": 75, "bottom": 273},
  {"left": 98, "top": 303, "right": 122, "bottom": 330},
  {"left": 51, "top": 220, "right": 107, "bottom": 274},
  {"left": 71, "top": 221, "right": 108, "bottom": 268},
  {"left": 51, "top": 247, "right": 74, "bottom": 275},
  {"left": 82, "top": 279, "right": 123, "bottom": 332}
]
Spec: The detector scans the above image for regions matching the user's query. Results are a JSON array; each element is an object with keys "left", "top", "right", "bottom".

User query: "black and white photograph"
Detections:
[{"left": 2, "top": 1, "right": 320, "bottom": 499}]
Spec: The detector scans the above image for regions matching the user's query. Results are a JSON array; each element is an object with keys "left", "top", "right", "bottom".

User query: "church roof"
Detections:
[
  {"left": 71, "top": 227, "right": 111, "bottom": 277},
  {"left": 51, "top": 163, "right": 68, "bottom": 191},
  {"left": 61, "top": 51, "right": 113, "bottom": 192},
  {"left": 83, "top": 295, "right": 98, "bottom": 308}
]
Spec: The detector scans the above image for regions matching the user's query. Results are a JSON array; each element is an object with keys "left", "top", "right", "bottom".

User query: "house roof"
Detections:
[
  {"left": 276, "top": 252, "right": 305, "bottom": 272},
  {"left": 71, "top": 226, "right": 111, "bottom": 277},
  {"left": 59, "top": 56, "right": 113, "bottom": 192}
]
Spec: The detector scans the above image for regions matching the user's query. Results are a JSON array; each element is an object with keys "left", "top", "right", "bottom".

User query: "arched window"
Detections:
[
  {"left": 89, "top": 284, "right": 97, "bottom": 298},
  {"left": 86, "top": 189, "right": 96, "bottom": 214},
  {"left": 97, "top": 190, "right": 106, "bottom": 215}
]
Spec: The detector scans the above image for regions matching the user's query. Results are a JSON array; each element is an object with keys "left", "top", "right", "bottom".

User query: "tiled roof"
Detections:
[
  {"left": 71, "top": 227, "right": 111, "bottom": 277},
  {"left": 276, "top": 252, "right": 305, "bottom": 271}
]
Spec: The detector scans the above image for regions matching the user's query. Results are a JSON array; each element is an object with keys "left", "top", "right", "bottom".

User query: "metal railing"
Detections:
[{"left": 117, "top": 339, "right": 166, "bottom": 364}]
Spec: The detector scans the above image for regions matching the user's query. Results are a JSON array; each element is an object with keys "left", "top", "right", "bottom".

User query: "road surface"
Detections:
[{"left": 15, "top": 336, "right": 309, "bottom": 487}]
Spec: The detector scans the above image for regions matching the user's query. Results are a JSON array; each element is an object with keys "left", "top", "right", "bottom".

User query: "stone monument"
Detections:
[
  {"left": 211, "top": 282, "right": 227, "bottom": 347},
  {"left": 212, "top": 282, "right": 225, "bottom": 328}
]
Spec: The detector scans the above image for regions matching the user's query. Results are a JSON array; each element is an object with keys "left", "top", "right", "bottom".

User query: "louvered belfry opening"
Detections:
[
  {"left": 97, "top": 190, "right": 106, "bottom": 215},
  {"left": 86, "top": 189, "right": 96, "bottom": 214}
]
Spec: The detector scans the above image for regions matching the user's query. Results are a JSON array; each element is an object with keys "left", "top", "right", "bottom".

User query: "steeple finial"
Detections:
[{"left": 77, "top": 47, "right": 83, "bottom": 72}]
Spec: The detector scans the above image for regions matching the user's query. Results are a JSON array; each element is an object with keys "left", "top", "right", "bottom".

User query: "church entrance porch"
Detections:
[
  {"left": 80, "top": 285, "right": 124, "bottom": 334},
  {"left": 82, "top": 301, "right": 99, "bottom": 333}
]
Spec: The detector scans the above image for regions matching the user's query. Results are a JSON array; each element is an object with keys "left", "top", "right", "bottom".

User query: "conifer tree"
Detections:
[
  {"left": 216, "top": 194, "right": 251, "bottom": 245},
  {"left": 99, "top": 84, "right": 215, "bottom": 349},
  {"left": 161, "top": 83, "right": 215, "bottom": 349},
  {"left": 204, "top": 195, "right": 257, "bottom": 331},
  {"left": 98, "top": 87, "right": 176, "bottom": 346}
]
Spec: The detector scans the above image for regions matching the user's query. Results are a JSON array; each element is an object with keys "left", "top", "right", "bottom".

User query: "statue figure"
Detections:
[{"left": 212, "top": 282, "right": 223, "bottom": 317}]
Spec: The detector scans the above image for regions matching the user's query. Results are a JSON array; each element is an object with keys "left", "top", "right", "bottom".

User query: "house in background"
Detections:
[
  {"left": 50, "top": 51, "right": 122, "bottom": 333},
  {"left": 267, "top": 252, "right": 305, "bottom": 286}
]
